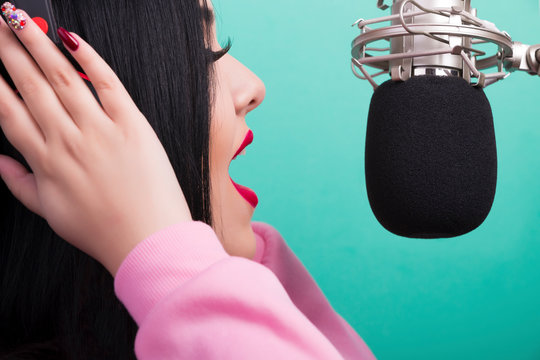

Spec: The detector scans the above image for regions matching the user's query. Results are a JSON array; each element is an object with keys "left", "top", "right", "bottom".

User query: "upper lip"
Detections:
[{"left": 232, "top": 129, "right": 254, "bottom": 161}]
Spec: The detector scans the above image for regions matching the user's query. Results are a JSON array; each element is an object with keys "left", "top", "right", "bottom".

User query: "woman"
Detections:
[{"left": 0, "top": 0, "right": 375, "bottom": 358}]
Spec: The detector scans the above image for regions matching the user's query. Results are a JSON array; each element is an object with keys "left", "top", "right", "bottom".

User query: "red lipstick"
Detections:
[
  {"left": 233, "top": 130, "right": 254, "bottom": 160},
  {"left": 230, "top": 178, "right": 259, "bottom": 208},
  {"left": 230, "top": 129, "right": 258, "bottom": 208}
]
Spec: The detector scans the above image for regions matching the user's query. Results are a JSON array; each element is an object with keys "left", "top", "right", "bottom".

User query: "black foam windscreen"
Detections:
[{"left": 365, "top": 76, "right": 497, "bottom": 238}]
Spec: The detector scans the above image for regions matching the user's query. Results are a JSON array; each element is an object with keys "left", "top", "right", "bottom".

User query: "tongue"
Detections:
[{"left": 230, "top": 177, "right": 259, "bottom": 208}]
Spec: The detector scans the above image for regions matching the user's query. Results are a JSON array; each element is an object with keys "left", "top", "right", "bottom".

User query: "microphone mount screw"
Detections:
[{"left": 377, "top": 0, "right": 389, "bottom": 11}]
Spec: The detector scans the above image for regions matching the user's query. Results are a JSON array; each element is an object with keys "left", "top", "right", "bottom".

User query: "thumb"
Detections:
[{"left": 0, "top": 155, "right": 42, "bottom": 216}]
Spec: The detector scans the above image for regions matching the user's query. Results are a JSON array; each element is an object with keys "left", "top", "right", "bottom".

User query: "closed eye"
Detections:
[
  {"left": 208, "top": 38, "right": 233, "bottom": 62},
  {"left": 201, "top": 7, "right": 233, "bottom": 62}
]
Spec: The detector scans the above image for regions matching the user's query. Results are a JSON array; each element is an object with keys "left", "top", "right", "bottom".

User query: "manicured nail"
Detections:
[
  {"left": 57, "top": 27, "right": 79, "bottom": 51},
  {"left": 1, "top": 2, "right": 15, "bottom": 17},
  {"left": 2, "top": 2, "right": 26, "bottom": 31}
]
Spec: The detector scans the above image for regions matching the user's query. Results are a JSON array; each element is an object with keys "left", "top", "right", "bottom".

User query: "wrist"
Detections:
[{"left": 103, "top": 216, "right": 193, "bottom": 276}]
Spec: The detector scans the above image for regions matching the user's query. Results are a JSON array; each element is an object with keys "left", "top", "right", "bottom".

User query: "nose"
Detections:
[{"left": 227, "top": 55, "right": 266, "bottom": 117}]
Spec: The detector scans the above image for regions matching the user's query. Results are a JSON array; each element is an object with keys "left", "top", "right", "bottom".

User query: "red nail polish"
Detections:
[{"left": 57, "top": 27, "right": 79, "bottom": 51}]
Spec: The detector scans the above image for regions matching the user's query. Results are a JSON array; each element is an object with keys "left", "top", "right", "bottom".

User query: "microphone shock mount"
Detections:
[{"left": 351, "top": 0, "right": 540, "bottom": 89}]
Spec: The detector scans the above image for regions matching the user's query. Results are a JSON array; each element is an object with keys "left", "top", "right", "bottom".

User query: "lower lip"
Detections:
[{"left": 230, "top": 177, "right": 259, "bottom": 209}]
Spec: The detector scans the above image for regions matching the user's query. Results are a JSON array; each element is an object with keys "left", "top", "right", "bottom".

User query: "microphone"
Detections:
[{"left": 350, "top": 0, "right": 540, "bottom": 238}]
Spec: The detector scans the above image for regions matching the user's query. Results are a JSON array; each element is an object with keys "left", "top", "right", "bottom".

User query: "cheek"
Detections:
[
  {"left": 210, "top": 89, "right": 234, "bottom": 174},
  {"left": 209, "top": 60, "right": 238, "bottom": 172},
  {"left": 209, "top": 75, "right": 236, "bottom": 210},
  {"left": 205, "top": 58, "right": 257, "bottom": 258}
]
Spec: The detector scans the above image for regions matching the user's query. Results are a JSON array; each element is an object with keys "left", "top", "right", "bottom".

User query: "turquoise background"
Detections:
[{"left": 216, "top": 0, "right": 540, "bottom": 359}]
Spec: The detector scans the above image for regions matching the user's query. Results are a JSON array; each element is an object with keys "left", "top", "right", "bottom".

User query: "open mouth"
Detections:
[{"left": 229, "top": 129, "right": 258, "bottom": 209}]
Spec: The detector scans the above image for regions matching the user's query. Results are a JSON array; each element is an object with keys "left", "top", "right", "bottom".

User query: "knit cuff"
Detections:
[{"left": 114, "top": 221, "right": 229, "bottom": 324}]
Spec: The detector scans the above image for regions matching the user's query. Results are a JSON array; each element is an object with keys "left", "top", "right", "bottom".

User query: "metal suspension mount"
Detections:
[{"left": 351, "top": 0, "right": 540, "bottom": 90}]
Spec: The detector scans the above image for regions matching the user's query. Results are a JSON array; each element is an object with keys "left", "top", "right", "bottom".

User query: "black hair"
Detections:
[{"left": 0, "top": 0, "right": 230, "bottom": 358}]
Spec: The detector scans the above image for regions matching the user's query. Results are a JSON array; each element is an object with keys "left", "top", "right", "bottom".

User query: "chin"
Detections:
[{"left": 210, "top": 178, "right": 258, "bottom": 258}]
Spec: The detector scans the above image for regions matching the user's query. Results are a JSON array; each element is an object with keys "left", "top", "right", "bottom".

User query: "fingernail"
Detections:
[
  {"left": 1, "top": 2, "right": 15, "bottom": 17},
  {"left": 2, "top": 2, "right": 26, "bottom": 30},
  {"left": 57, "top": 27, "right": 79, "bottom": 51}
]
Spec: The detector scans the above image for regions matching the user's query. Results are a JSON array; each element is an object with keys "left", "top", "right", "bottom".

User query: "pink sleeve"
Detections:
[
  {"left": 114, "top": 221, "right": 345, "bottom": 359},
  {"left": 252, "top": 222, "right": 377, "bottom": 360}
]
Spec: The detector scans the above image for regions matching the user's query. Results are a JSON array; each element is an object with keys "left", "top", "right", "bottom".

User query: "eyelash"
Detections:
[{"left": 208, "top": 38, "right": 233, "bottom": 62}]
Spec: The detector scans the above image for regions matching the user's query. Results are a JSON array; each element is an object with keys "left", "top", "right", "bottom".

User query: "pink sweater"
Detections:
[{"left": 114, "top": 221, "right": 376, "bottom": 359}]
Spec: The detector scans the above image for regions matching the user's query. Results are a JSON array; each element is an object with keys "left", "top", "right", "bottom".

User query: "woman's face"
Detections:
[{"left": 206, "top": 2, "right": 266, "bottom": 259}]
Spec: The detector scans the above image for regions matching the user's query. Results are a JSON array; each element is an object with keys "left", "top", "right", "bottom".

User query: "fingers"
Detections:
[
  {"left": 1, "top": 0, "right": 143, "bottom": 146},
  {"left": 2, "top": 3, "right": 141, "bottom": 131},
  {"left": 0, "top": 11, "right": 77, "bottom": 138},
  {"left": 0, "top": 70, "right": 45, "bottom": 164},
  {"left": 2, "top": 8, "right": 109, "bottom": 129},
  {"left": 0, "top": 154, "right": 42, "bottom": 216},
  {"left": 63, "top": 32, "right": 141, "bottom": 123}
]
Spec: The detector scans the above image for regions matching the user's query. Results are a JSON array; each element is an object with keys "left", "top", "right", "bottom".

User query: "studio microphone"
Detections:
[{"left": 350, "top": 0, "right": 540, "bottom": 238}]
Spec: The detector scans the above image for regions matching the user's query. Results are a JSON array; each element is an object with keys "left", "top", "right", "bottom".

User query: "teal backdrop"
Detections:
[{"left": 214, "top": 0, "right": 540, "bottom": 358}]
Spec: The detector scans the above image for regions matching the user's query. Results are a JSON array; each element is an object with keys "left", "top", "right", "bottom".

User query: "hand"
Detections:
[{"left": 0, "top": 8, "right": 192, "bottom": 275}]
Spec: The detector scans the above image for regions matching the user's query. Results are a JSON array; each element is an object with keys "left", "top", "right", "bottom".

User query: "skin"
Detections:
[
  {"left": 0, "top": 2, "right": 265, "bottom": 274},
  {"left": 207, "top": 2, "right": 266, "bottom": 259}
]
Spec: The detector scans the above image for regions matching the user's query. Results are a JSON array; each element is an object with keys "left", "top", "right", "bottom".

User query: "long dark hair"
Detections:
[{"left": 0, "top": 0, "right": 229, "bottom": 358}]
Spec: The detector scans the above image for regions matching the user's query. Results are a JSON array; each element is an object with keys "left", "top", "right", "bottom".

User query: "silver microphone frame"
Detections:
[{"left": 351, "top": 0, "right": 540, "bottom": 89}]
